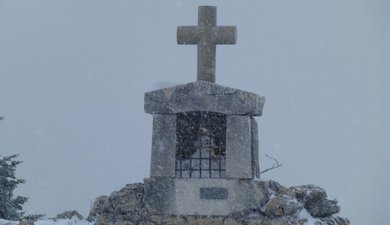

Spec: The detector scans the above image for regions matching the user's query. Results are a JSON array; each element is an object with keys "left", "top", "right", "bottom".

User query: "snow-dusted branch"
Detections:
[{"left": 260, "top": 154, "right": 283, "bottom": 174}]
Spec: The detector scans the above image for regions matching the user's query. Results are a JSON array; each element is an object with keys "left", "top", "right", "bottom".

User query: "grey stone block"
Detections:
[
  {"left": 144, "top": 177, "right": 176, "bottom": 214},
  {"left": 144, "top": 81, "right": 265, "bottom": 116},
  {"left": 226, "top": 115, "right": 252, "bottom": 179},
  {"left": 143, "top": 178, "right": 269, "bottom": 216},
  {"left": 251, "top": 117, "right": 260, "bottom": 178},
  {"left": 150, "top": 114, "right": 176, "bottom": 178}
]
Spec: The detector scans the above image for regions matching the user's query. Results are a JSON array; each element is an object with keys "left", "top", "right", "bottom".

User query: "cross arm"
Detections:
[
  {"left": 177, "top": 26, "right": 201, "bottom": 44},
  {"left": 215, "top": 26, "right": 237, "bottom": 44}
]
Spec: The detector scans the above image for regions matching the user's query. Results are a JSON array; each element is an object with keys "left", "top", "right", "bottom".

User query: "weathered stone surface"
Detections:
[
  {"left": 262, "top": 194, "right": 301, "bottom": 218},
  {"left": 144, "top": 177, "right": 176, "bottom": 215},
  {"left": 259, "top": 219, "right": 287, "bottom": 225},
  {"left": 245, "top": 218, "right": 288, "bottom": 225},
  {"left": 109, "top": 183, "right": 144, "bottom": 216},
  {"left": 88, "top": 195, "right": 109, "bottom": 221},
  {"left": 267, "top": 219, "right": 288, "bottom": 225},
  {"left": 267, "top": 180, "right": 295, "bottom": 198},
  {"left": 290, "top": 185, "right": 340, "bottom": 217},
  {"left": 155, "top": 215, "right": 186, "bottom": 225},
  {"left": 18, "top": 220, "right": 34, "bottom": 225},
  {"left": 4, "top": 222, "right": 17, "bottom": 225},
  {"left": 116, "top": 221, "right": 135, "bottom": 225},
  {"left": 55, "top": 210, "right": 83, "bottom": 220},
  {"left": 314, "top": 216, "right": 350, "bottom": 225},
  {"left": 195, "top": 217, "right": 224, "bottom": 225},
  {"left": 226, "top": 115, "right": 252, "bottom": 179},
  {"left": 178, "top": 179, "right": 267, "bottom": 215},
  {"left": 95, "top": 216, "right": 115, "bottom": 225},
  {"left": 91, "top": 183, "right": 149, "bottom": 225},
  {"left": 177, "top": 6, "right": 237, "bottom": 83},
  {"left": 290, "top": 185, "right": 325, "bottom": 202},
  {"left": 145, "top": 178, "right": 269, "bottom": 216},
  {"left": 254, "top": 182, "right": 273, "bottom": 206},
  {"left": 144, "top": 81, "right": 265, "bottom": 116},
  {"left": 91, "top": 180, "right": 349, "bottom": 225},
  {"left": 250, "top": 117, "right": 260, "bottom": 178},
  {"left": 150, "top": 114, "right": 176, "bottom": 178},
  {"left": 306, "top": 197, "right": 339, "bottom": 218},
  {"left": 226, "top": 218, "right": 241, "bottom": 225}
]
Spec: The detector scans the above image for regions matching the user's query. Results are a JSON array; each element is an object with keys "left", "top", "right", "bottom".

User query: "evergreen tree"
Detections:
[{"left": 0, "top": 154, "right": 28, "bottom": 220}]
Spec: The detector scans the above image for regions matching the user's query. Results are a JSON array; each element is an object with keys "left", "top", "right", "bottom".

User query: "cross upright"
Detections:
[{"left": 177, "top": 6, "right": 237, "bottom": 83}]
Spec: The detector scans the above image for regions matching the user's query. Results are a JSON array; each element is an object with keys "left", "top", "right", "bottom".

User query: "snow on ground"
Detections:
[
  {"left": 0, "top": 219, "right": 18, "bottom": 225},
  {"left": 297, "top": 209, "right": 321, "bottom": 225},
  {"left": 0, "top": 217, "right": 93, "bottom": 225}
]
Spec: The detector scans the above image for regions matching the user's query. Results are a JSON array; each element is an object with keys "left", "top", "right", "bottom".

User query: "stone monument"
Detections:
[
  {"left": 144, "top": 6, "right": 267, "bottom": 216},
  {"left": 88, "top": 6, "right": 350, "bottom": 225}
]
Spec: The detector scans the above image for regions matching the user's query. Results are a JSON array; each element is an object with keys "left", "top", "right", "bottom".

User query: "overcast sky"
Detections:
[{"left": 0, "top": 1, "right": 389, "bottom": 224}]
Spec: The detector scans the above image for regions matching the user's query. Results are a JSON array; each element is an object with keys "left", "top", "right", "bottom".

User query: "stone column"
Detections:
[
  {"left": 251, "top": 117, "right": 260, "bottom": 178},
  {"left": 150, "top": 114, "right": 177, "bottom": 178},
  {"left": 226, "top": 115, "right": 252, "bottom": 179}
]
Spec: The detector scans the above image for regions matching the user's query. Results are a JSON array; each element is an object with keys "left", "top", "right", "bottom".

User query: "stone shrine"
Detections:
[
  {"left": 88, "top": 6, "right": 349, "bottom": 225},
  {"left": 143, "top": 6, "right": 267, "bottom": 215}
]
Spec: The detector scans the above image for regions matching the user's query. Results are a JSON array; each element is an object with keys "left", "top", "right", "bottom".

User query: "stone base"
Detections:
[
  {"left": 89, "top": 180, "right": 350, "bottom": 225},
  {"left": 144, "top": 177, "right": 269, "bottom": 216}
]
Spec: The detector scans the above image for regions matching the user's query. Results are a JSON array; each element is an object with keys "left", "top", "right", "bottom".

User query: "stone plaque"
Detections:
[{"left": 200, "top": 187, "right": 228, "bottom": 200}]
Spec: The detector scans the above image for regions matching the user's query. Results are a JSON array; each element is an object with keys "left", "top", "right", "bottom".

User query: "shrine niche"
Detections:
[{"left": 175, "top": 112, "right": 226, "bottom": 179}]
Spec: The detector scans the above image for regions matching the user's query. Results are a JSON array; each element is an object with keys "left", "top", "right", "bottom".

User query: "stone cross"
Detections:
[{"left": 177, "top": 6, "right": 237, "bottom": 83}]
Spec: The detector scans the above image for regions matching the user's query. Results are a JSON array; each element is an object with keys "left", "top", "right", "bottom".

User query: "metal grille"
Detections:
[{"left": 176, "top": 112, "right": 226, "bottom": 178}]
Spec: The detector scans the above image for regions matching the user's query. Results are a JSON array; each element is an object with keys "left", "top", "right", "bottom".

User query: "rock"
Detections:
[
  {"left": 297, "top": 218, "right": 308, "bottom": 225},
  {"left": 262, "top": 194, "right": 301, "bottom": 217},
  {"left": 267, "top": 181, "right": 295, "bottom": 198},
  {"left": 266, "top": 219, "right": 288, "bottom": 225},
  {"left": 109, "top": 183, "right": 144, "bottom": 216},
  {"left": 246, "top": 218, "right": 287, "bottom": 225},
  {"left": 290, "top": 185, "right": 340, "bottom": 217},
  {"left": 91, "top": 183, "right": 147, "bottom": 224},
  {"left": 116, "top": 221, "right": 135, "bottom": 225},
  {"left": 87, "top": 195, "right": 109, "bottom": 221},
  {"left": 95, "top": 216, "right": 115, "bottom": 225},
  {"left": 157, "top": 215, "right": 186, "bottom": 225},
  {"left": 226, "top": 218, "right": 241, "bottom": 225},
  {"left": 55, "top": 210, "right": 83, "bottom": 220},
  {"left": 305, "top": 197, "right": 339, "bottom": 218},
  {"left": 194, "top": 217, "right": 223, "bottom": 225},
  {"left": 185, "top": 216, "right": 197, "bottom": 225},
  {"left": 18, "top": 220, "right": 34, "bottom": 225},
  {"left": 4, "top": 222, "right": 19, "bottom": 225},
  {"left": 312, "top": 216, "right": 350, "bottom": 225},
  {"left": 90, "top": 181, "right": 349, "bottom": 225},
  {"left": 290, "top": 185, "right": 325, "bottom": 202}
]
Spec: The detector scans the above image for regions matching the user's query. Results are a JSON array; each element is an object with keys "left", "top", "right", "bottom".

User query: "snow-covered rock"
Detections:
[
  {"left": 1, "top": 180, "right": 349, "bottom": 225},
  {"left": 261, "top": 194, "right": 302, "bottom": 217},
  {"left": 290, "top": 185, "right": 340, "bottom": 217},
  {"left": 88, "top": 180, "right": 350, "bottom": 225},
  {"left": 55, "top": 211, "right": 83, "bottom": 220},
  {"left": 87, "top": 196, "right": 109, "bottom": 222}
]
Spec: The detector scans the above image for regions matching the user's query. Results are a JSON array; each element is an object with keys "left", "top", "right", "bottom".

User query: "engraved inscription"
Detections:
[{"left": 200, "top": 187, "right": 228, "bottom": 200}]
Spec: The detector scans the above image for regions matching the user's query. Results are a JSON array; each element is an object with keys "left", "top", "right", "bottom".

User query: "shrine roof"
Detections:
[{"left": 144, "top": 81, "right": 265, "bottom": 116}]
